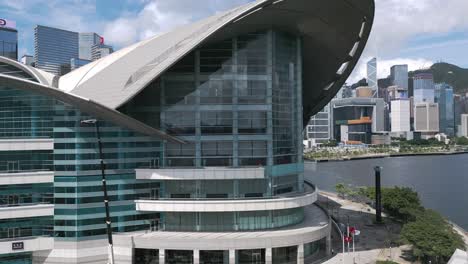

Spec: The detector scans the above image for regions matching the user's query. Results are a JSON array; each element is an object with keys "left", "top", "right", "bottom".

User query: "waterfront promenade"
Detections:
[{"left": 318, "top": 191, "right": 468, "bottom": 264}]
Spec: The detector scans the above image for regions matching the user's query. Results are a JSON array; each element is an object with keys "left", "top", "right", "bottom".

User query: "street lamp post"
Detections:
[
  {"left": 81, "top": 119, "right": 115, "bottom": 264},
  {"left": 374, "top": 166, "right": 383, "bottom": 224}
]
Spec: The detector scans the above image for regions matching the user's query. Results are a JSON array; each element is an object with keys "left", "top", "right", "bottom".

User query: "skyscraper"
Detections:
[
  {"left": 435, "top": 83, "right": 455, "bottom": 136},
  {"left": 91, "top": 43, "right": 114, "bottom": 61},
  {"left": 305, "top": 104, "right": 331, "bottom": 146},
  {"left": 0, "top": 18, "right": 18, "bottom": 60},
  {"left": 391, "top": 99, "right": 411, "bottom": 132},
  {"left": 414, "top": 102, "right": 439, "bottom": 136},
  {"left": 79, "top": 32, "right": 103, "bottom": 60},
  {"left": 390, "top": 64, "right": 408, "bottom": 90},
  {"left": 34, "top": 25, "right": 79, "bottom": 75},
  {"left": 367, "top": 57, "right": 377, "bottom": 95},
  {"left": 413, "top": 73, "right": 435, "bottom": 103}
]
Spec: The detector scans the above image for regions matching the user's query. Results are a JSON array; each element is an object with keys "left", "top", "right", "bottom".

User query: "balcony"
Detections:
[
  {"left": 136, "top": 166, "right": 264, "bottom": 180},
  {"left": 135, "top": 182, "right": 317, "bottom": 212}
]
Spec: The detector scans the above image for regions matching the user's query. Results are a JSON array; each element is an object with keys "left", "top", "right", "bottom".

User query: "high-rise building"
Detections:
[
  {"left": 79, "top": 32, "right": 102, "bottom": 60},
  {"left": 355, "top": 86, "right": 373, "bottom": 98},
  {"left": 414, "top": 102, "right": 439, "bottom": 135},
  {"left": 435, "top": 83, "right": 455, "bottom": 136},
  {"left": 0, "top": 18, "right": 18, "bottom": 60},
  {"left": 330, "top": 98, "right": 385, "bottom": 144},
  {"left": 21, "top": 54, "right": 34, "bottom": 66},
  {"left": 305, "top": 104, "right": 331, "bottom": 146},
  {"left": 91, "top": 43, "right": 114, "bottom": 61},
  {"left": 367, "top": 57, "right": 377, "bottom": 95},
  {"left": 0, "top": 0, "right": 374, "bottom": 263},
  {"left": 34, "top": 25, "right": 79, "bottom": 75},
  {"left": 70, "top": 58, "right": 92, "bottom": 71},
  {"left": 454, "top": 94, "right": 464, "bottom": 136},
  {"left": 391, "top": 99, "right": 411, "bottom": 132},
  {"left": 461, "top": 114, "right": 468, "bottom": 137},
  {"left": 390, "top": 64, "right": 408, "bottom": 90},
  {"left": 413, "top": 73, "right": 435, "bottom": 103}
]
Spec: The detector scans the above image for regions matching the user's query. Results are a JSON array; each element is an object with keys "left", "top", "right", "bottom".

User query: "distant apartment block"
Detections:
[
  {"left": 414, "top": 102, "right": 439, "bottom": 135},
  {"left": 305, "top": 104, "right": 331, "bottom": 146},
  {"left": 391, "top": 99, "right": 411, "bottom": 132},
  {"left": 461, "top": 114, "right": 468, "bottom": 137}
]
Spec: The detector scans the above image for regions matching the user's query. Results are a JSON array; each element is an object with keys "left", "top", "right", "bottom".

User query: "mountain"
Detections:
[{"left": 410, "top": 62, "right": 468, "bottom": 94}]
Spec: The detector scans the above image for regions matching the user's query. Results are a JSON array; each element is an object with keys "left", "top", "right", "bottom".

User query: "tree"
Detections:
[
  {"left": 401, "top": 209, "right": 465, "bottom": 263},
  {"left": 335, "top": 183, "right": 347, "bottom": 198},
  {"left": 361, "top": 186, "right": 423, "bottom": 222}
]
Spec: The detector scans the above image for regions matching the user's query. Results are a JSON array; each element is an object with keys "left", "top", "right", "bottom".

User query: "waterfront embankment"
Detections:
[{"left": 306, "top": 150, "right": 468, "bottom": 162}]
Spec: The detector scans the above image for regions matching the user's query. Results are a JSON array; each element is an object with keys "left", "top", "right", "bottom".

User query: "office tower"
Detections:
[
  {"left": 355, "top": 86, "right": 373, "bottom": 98},
  {"left": 367, "top": 57, "right": 377, "bottom": 96},
  {"left": 91, "top": 43, "right": 114, "bottom": 61},
  {"left": 387, "top": 85, "right": 408, "bottom": 100},
  {"left": 435, "top": 83, "right": 455, "bottom": 136},
  {"left": 390, "top": 64, "right": 409, "bottom": 90},
  {"left": 34, "top": 25, "right": 79, "bottom": 75},
  {"left": 391, "top": 99, "right": 411, "bottom": 132},
  {"left": 461, "top": 114, "right": 468, "bottom": 137},
  {"left": 330, "top": 98, "right": 385, "bottom": 144},
  {"left": 79, "top": 32, "right": 102, "bottom": 60},
  {"left": 20, "top": 55, "right": 34, "bottom": 66},
  {"left": 413, "top": 73, "right": 435, "bottom": 103},
  {"left": 70, "top": 58, "right": 92, "bottom": 70},
  {"left": 0, "top": 0, "right": 374, "bottom": 263},
  {"left": 0, "top": 18, "right": 18, "bottom": 60},
  {"left": 454, "top": 94, "right": 463, "bottom": 136},
  {"left": 414, "top": 102, "right": 439, "bottom": 137},
  {"left": 305, "top": 104, "right": 331, "bottom": 146}
]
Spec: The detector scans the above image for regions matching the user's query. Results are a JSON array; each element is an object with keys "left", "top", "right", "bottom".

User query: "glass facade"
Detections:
[
  {"left": 34, "top": 25, "right": 79, "bottom": 75},
  {"left": 435, "top": 83, "right": 455, "bottom": 136},
  {"left": 0, "top": 85, "right": 162, "bottom": 241},
  {"left": 119, "top": 29, "right": 305, "bottom": 233},
  {"left": 163, "top": 208, "right": 304, "bottom": 231},
  {"left": 0, "top": 27, "right": 18, "bottom": 60}
]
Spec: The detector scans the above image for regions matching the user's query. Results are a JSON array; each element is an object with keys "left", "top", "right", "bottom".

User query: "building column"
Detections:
[
  {"left": 266, "top": 248, "right": 272, "bottom": 264},
  {"left": 194, "top": 249, "right": 200, "bottom": 264},
  {"left": 297, "top": 244, "right": 304, "bottom": 264},
  {"left": 229, "top": 249, "right": 236, "bottom": 264},
  {"left": 159, "top": 249, "right": 165, "bottom": 264}
]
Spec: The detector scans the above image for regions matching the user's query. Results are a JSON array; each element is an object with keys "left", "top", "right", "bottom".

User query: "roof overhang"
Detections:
[
  {"left": 0, "top": 74, "right": 184, "bottom": 144},
  {"left": 60, "top": 0, "right": 374, "bottom": 126}
]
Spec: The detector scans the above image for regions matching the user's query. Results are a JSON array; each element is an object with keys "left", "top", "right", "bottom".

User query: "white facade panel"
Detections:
[
  {"left": 414, "top": 103, "right": 439, "bottom": 132},
  {"left": 136, "top": 167, "right": 264, "bottom": 180},
  {"left": 0, "top": 138, "right": 54, "bottom": 151},
  {"left": 0, "top": 204, "right": 54, "bottom": 220},
  {"left": 0, "top": 237, "right": 53, "bottom": 255},
  {"left": 136, "top": 189, "right": 317, "bottom": 212},
  {"left": 391, "top": 100, "right": 410, "bottom": 132},
  {"left": 0, "top": 171, "right": 54, "bottom": 185}
]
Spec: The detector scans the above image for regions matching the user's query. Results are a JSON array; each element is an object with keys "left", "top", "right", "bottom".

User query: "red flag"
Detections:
[
  {"left": 349, "top": 227, "right": 356, "bottom": 234},
  {"left": 344, "top": 236, "right": 352, "bottom": 242}
]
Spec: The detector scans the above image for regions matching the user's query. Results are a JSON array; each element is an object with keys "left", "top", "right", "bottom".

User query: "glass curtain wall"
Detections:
[{"left": 0, "top": 85, "right": 162, "bottom": 241}]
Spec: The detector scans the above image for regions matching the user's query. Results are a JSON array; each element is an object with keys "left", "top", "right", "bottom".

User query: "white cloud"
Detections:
[
  {"left": 102, "top": 0, "right": 249, "bottom": 47},
  {"left": 348, "top": 0, "right": 468, "bottom": 84}
]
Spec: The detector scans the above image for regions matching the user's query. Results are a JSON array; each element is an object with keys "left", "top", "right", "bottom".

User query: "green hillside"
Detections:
[{"left": 410, "top": 62, "right": 468, "bottom": 94}]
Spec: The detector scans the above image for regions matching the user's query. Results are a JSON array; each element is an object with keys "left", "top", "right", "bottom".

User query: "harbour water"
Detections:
[{"left": 305, "top": 154, "right": 468, "bottom": 229}]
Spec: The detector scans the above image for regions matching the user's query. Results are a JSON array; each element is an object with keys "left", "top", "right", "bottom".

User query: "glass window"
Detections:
[{"left": 200, "top": 112, "right": 232, "bottom": 135}]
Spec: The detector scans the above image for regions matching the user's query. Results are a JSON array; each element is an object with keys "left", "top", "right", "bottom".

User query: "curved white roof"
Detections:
[
  {"left": 0, "top": 74, "right": 184, "bottom": 143},
  {"left": 0, "top": 56, "right": 56, "bottom": 86},
  {"left": 59, "top": 0, "right": 375, "bottom": 123}
]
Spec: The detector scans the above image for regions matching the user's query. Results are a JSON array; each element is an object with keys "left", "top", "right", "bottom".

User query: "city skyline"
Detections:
[{"left": 1, "top": 0, "right": 468, "bottom": 83}]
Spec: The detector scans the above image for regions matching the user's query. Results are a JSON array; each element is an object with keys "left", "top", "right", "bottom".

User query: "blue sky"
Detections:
[{"left": 1, "top": 0, "right": 468, "bottom": 83}]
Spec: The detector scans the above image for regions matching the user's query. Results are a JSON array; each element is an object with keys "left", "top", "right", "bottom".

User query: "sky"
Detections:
[{"left": 2, "top": 0, "right": 468, "bottom": 83}]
